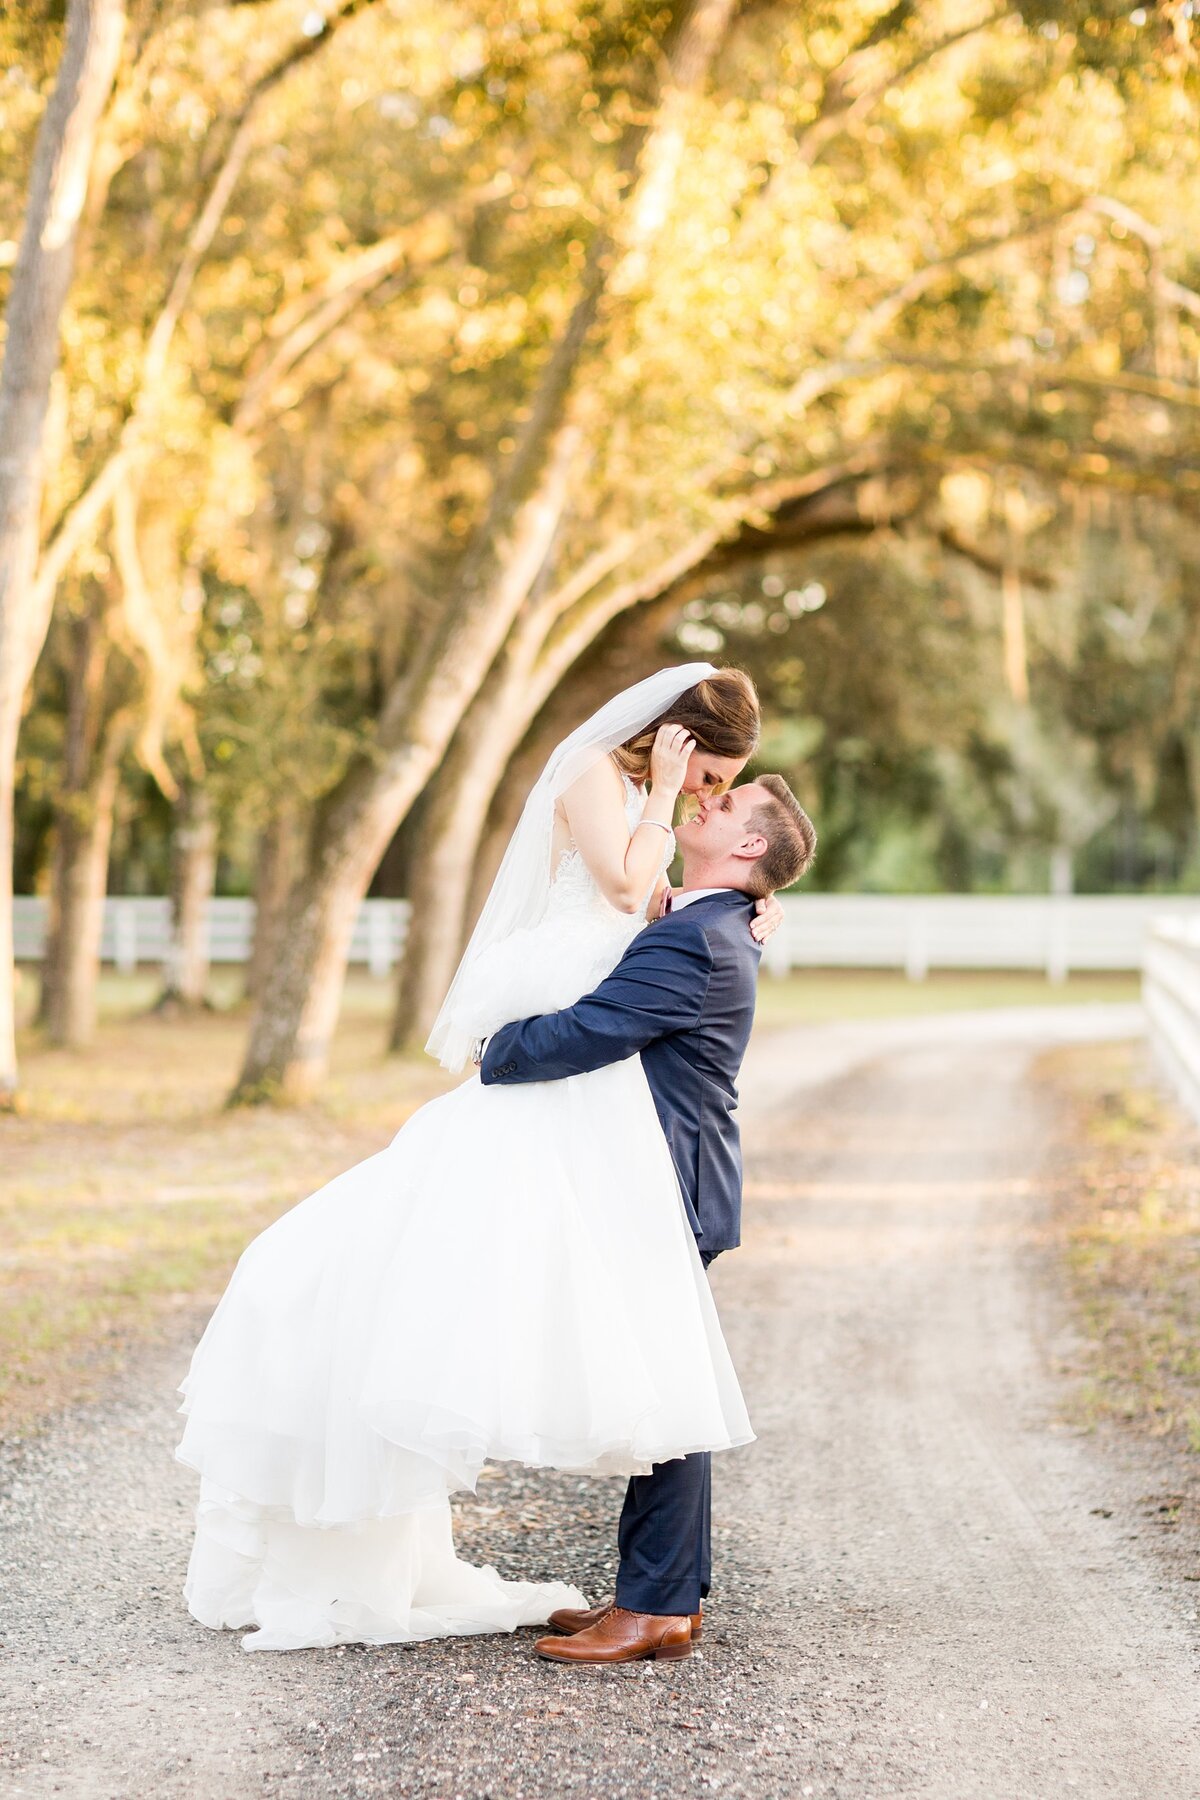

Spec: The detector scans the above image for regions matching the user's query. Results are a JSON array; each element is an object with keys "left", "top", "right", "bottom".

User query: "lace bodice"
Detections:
[
  {"left": 451, "top": 770, "right": 675, "bottom": 1047},
  {"left": 547, "top": 771, "right": 673, "bottom": 920}
]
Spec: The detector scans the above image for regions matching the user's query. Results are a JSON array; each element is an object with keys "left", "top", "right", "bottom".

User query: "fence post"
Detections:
[
  {"left": 367, "top": 904, "right": 393, "bottom": 977},
  {"left": 113, "top": 901, "right": 138, "bottom": 974},
  {"left": 1144, "top": 923, "right": 1200, "bottom": 1128},
  {"left": 904, "top": 905, "right": 928, "bottom": 981},
  {"left": 1046, "top": 898, "right": 1069, "bottom": 985}
]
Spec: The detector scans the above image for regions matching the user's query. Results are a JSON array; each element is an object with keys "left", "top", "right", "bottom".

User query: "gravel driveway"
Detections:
[{"left": 4, "top": 1001, "right": 1199, "bottom": 1800}]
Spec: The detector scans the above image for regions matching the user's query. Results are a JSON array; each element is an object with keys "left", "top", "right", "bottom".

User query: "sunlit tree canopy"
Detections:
[{"left": 2, "top": 0, "right": 1197, "bottom": 1089}]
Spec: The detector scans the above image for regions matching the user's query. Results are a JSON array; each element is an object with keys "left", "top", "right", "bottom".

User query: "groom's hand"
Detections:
[{"left": 750, "top": 892, "right": 783, "bottom": 944}]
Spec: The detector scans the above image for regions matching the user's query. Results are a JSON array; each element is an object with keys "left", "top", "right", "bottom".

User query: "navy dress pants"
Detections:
[
  {"left": 613, "top": 1248, "right": 717, "bottom": 1617},
  {"left": 613, "top": 1450, "right": 711, "bottom": 1616}
]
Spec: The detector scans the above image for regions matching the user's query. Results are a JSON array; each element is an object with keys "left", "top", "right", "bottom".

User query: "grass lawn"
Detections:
[
  {"left": 754, "top": 966, "right": 1139, "bottom": 1028},
  {"left": 1040, "top": 1039, "right": 1200, "bottom": 1455},
  {"left": 0, "top": 963, "right": 1142, "bottom": 1439},
  {"left": 1, "top": 971, "right": 459, "bottom": 1439}
]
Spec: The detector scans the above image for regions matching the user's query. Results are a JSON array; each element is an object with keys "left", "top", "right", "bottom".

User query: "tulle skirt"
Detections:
[{"left": 176, "top": 1056, "right": 752, "bottom": 1651}]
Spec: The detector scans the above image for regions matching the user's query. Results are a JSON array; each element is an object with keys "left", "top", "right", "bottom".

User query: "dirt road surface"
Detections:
[{"left": 4, "top": 1001, "right": 1199, "bottom": 1800}]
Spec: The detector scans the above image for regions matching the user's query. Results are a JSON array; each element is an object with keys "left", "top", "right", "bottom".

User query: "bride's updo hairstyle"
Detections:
[{"left": 610, "top": 667, "right": 760, "bottom": 788}]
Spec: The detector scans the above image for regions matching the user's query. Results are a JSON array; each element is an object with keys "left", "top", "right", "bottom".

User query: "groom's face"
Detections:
[{"left": 676, "top": 781, "right": 769, "bottom": 870}]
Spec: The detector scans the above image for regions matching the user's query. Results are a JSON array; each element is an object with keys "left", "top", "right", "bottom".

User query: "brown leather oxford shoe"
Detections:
[
  {"left": 548, "top": 1597, "right": 703, "bottom": 1641},
  {"left": 535, "top": 1605, "right": 693, "bottom": 1664}
]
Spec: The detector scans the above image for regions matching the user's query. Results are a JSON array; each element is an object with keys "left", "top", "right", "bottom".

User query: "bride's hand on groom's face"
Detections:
[{"left": 750, "top": 893, "right": 784, "bottom": 944}]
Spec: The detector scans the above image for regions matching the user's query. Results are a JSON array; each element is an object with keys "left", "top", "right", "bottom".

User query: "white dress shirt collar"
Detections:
[{"left": 672, "top": 885, "right": 739, "bottom": 910}]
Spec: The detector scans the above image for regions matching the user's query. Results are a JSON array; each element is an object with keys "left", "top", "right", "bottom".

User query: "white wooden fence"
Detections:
[
  {"left": 1143, "top": 917, "right": 1200, "bottom": 1127},
  {"left": 755, "top": 893, "right": 1195, "bottom": 980},
  {"left": 13, "top": 892, "right": 1197, "bottom": 979},
  {"left": 11, "top": 895, "right": 409, "bottom": 977}
]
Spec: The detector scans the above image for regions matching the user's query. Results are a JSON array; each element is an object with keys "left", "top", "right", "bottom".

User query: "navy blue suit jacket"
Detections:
[{"left": 480, "top": 891, "right": 761, "bottom": 1261}]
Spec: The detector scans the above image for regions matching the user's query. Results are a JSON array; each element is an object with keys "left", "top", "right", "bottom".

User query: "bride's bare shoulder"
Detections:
[{"left": 558, "top": 754, "right": 633, "bottom": 822}]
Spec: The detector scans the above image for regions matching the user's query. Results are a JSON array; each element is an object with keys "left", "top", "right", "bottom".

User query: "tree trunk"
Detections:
[
  {"left": 466, "top": 598, "right": 684, "bottom": 922},
  {"left": 1002, "top": 482, "right": 1030, "bottom": 705},
  {"left": 37, "top": 600, "right": 130, "bottom": 1046},
  {"left": 229, "top": 0, "right": 740, "bottom": 1104},
  {"left": 393, "top": 451, "right": 912, "bottom": 1052},
  {"left": 158, "top": 783, "right": 217, "bottom": 1009},
  {"left": 389, "top": 558, "right": 703, "bottom": 1049},
  {"left": 387, "top": 587, "right": 573, "bottom": 1052},
  {"left": 246, "top": 799, "right": 304, "bottom": 1001},
  {"left": 229, "top": 793, "right": 398, "bottom": 1103},
  {"left": 388, "top": 771, "right": 496, "bottom": 1055},
  {"left": 41, "top": 747, "right": 123, "bottom": 1048},
  {"left": 0, "top": 0, "right": 126, "bottom": 1103},
  {"left": 230, "top": 421, "right": 581, "bottom": 1101},
  {"left": 388, "top": 682, "right": 543, "bottom": 1053}
]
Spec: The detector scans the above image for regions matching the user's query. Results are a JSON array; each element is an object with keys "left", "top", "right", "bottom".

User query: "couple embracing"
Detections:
[{"left": 176, "top": 663, "right": 815, "bottom": 1664}]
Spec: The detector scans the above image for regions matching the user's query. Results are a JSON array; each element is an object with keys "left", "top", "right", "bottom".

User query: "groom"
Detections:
[{"left": 481, "top": 774, "right": 816, "bottom": 1664}]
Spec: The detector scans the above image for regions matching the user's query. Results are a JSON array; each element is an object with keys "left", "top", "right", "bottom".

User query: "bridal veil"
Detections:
[{"left": 425, "top": 661, "right": 716, "bottom": 1071}]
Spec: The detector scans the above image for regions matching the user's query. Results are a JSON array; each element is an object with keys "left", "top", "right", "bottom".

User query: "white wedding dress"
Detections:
[{"left": 176, "top": 773, "right": 752, "bottom": 1651}]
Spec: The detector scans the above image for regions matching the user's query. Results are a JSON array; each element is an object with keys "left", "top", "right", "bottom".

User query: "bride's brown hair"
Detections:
[{"left": 611, "top": 667, "right": 760, "bottom": 787}]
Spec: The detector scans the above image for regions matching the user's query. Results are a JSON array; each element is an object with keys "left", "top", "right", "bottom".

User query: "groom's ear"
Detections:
[{"left": 733, "top": 831, "right": 769, "bottom": 862}]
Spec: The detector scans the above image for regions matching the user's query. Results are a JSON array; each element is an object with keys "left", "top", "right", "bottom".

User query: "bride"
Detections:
[{"left": 176, "top": 663, "right": 773, "bottom": 1651}]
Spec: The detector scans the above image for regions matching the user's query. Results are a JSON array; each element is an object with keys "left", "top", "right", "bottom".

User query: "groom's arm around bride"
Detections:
[
  {"left": 481, "top": 776, "right": 815, "bottom": 1663},
  {"left": 483, "top": 775, "right": 816, "bottom": 1263}
]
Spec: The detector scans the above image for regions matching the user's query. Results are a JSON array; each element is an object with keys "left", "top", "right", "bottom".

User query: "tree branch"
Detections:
[
  {"left": 883, "top": 351, "right": 1200, "bottom": 410},
  {"left": 537, "top": 432, "right": 1196, "bottom": 664},
  {"left": 540, "top": 452, "right": 897, "bottom": 670},
  {"left": 371, "top": 0, "right": 744, "bottom": 754},
  {"left": 797, "top": 4, "right": 1013, "bottom": 165},
  {"left": 142, "top": 0, "right": 377, "bottom": 392},
  {"left": 232, "top": 215, "right": 460, "bottom": 433},
  {"left": 934, "top": 524, "right": 1054, "bottom": 590},
  {"left": 33, "top": 0, "right": 381, "bottom": 615},
  {"left": 843, "top": 209, "right": 1079, "bottom": 354}
]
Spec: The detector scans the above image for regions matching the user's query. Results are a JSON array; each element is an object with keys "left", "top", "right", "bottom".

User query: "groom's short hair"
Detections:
[{"left": 744, "top": 775, "right": 816, "bottom": 897}]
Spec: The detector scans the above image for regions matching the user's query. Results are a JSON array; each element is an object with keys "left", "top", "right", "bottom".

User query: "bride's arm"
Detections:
[{"left": 560, "top": 725, "right": 692, "bottom": 915}]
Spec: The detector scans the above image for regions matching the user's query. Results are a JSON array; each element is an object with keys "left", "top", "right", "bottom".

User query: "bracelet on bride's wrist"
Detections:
[{"left": 636, "top": 818, "right": 673, "bottom": 834}]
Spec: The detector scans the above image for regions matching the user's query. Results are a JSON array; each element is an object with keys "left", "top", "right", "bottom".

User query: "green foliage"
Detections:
[
  {"left": 672, "top": 481, "right": 1199, "bottom": 893},
  {"left": 5, "top": 0, "right": 1199, "bottom": 894}
]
